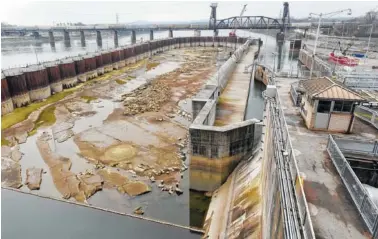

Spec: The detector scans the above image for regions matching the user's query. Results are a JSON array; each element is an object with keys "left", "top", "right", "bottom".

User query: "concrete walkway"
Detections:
[
  {"left": 215, "top": 47, "right": 257, "bottom": 125},
  {"left": 276, "top": 77, "right": 371, "bottom": 239}
]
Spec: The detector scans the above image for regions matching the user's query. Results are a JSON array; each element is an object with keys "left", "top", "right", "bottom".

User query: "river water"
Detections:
[
  {"left": 1, "top": 29, "right": 298, "bottom": 237},
  {"left": 2, "top": 189, "right": 201, "bottom": 239},
  {"left": 1, "top": 29, "right": 298, "bottom": 73}
]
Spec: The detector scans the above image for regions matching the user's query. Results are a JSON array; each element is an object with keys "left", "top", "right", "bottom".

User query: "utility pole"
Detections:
[{"left": 116, "top": 13, "right": 119, "bottom": 24}]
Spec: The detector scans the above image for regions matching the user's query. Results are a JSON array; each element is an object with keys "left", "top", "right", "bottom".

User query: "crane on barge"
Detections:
[{"left": 229, "top": 4, "right": 247, "bottom": 37}]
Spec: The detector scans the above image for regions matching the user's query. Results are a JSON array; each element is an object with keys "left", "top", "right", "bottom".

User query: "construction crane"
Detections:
[
  {"left": 229, "top": 4, "right": 247, "bottom": 37},
  {"left": 333, "top": 41, "right": 354, "bottom": 56}
]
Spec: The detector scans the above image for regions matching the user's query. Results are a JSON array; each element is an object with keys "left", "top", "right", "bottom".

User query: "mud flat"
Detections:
[
  {"left": 1, "top": 47, "right": 220, "bottom": 225},
  {"left": 1, "top": 145, "right": 23, "bottom": 188}
]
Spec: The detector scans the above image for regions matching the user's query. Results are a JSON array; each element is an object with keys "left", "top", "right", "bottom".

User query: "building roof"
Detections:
[{"left": 299, "top": 77, "right": 365, "bottom": 101}]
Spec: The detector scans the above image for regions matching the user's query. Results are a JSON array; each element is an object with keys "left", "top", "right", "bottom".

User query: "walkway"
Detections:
[
  {"left": 215, "top": 46, "right": 257, "bottom": 125},
  {"left": 276, "top": 77, "right": 372, "bottom": 239}
]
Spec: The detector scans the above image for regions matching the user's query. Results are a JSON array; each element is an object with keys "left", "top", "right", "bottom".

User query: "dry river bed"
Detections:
[{"left": 1, "top": 47, "right": 224, "bottom": 226}]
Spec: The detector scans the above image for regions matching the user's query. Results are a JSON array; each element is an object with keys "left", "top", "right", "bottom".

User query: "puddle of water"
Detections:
[
  {"left": 18, "top": 132, "right": 61, "bottom": 198},
  {"left": 72, "top": 100, "right": 118, "bottom": 134},
  {"left": 88, "top": 155, "right": 190, "bottom": 226},
  {"left": 54, "top": 138, "right": 93, "bottom": 175}
]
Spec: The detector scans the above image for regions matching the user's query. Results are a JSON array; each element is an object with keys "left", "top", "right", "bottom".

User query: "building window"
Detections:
[
  {"left": 317, "top": 100, "right": 332, "bottom": 113},
  {"left": 333, "top": 101, "right": 353, "bottom": 112},
  {"left": 343, "top": 101, "right": 353, "bottom": 112},
  {"left": 333, "top": 101, "right": 343, "bottom": 111}
]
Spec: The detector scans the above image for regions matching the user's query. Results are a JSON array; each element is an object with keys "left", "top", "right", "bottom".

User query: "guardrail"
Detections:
[
  {"left": 354, "top": 106, "right": 378, "bottom": 130},
  {"left": 268, "top": 84, "right": 315, "bottom": 239},
  {"left": 334, "top": 137, "right": 378, "bottom": 157},
  {"left": 335, "top": 72, "right": 378, "bottom": 89},
  {"left": 327, "top": 135, "right": 378, "bottom": 238}
]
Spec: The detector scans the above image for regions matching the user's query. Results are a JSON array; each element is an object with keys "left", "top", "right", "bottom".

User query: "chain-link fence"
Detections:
[
  {"left": 268, "top": 90, "right": 316, "bottom": 239},
  {"left": 355, "top": 106, "right": 378, "bottom": 130},
  {"left": 327, "top": 135, "right": 378, "bottom": 238}
]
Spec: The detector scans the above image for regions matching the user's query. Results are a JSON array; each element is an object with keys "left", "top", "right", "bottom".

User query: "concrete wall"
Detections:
[
  {"left": 328, "top": 113, "right": 352, "bottom": 132},
  {"left": 190, "top": 120, "right": 262, "bottom": 192},
  {"left": 300, "top": 96, "right": 316, "bottom": 129},
  {"left": 255, "top": 66, "right": 269, "bottom": 85},
  {"left": 203, "top": 92, "right": 284, "bottom": 239},
  {"left": 260, "top": 103, "right": 284, "bottom": 239},
  {"left": 189, "top": 39, "right": 265, "bottom": 191},
  {"left": 298, "top": 49, "right": 332, "bottom": 77}
]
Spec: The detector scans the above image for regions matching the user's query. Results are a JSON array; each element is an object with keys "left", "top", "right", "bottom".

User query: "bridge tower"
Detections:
[
  {"left": 277, "top": 2, "right": 290, "bottom": 43},
  {"left": 282, "top": 2, "right": 290, "bottom": 32},
  {"left": 209, "top": 3, "right": 218, "bottom": 37}
]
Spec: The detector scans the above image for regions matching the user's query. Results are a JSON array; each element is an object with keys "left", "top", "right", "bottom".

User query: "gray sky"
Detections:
[{"left": 1, "top": 1, "right": 377, "bottom": 26}]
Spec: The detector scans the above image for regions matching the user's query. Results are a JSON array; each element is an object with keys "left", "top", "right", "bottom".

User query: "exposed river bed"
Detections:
[
  {"left": 1, "top": 47, "right": 229, "bottom": 226},
  {"left": 2, "top": 30, "right": 296, "bottom": 235}
]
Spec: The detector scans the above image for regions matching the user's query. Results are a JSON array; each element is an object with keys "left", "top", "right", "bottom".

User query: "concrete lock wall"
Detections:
[
  {"left": 189, "top": 38, "right": 265, "bottom": 192},
  {"left": 298, "top": 49, "right": 332, "bottom": 77},
  {"left": 260, "top": 104, "right": 284, "bottom": 239},
  {"left": 2, "top": 36, "right": 250, "bottom": 115},
  {"left": 189, "top": 120, "right": 262, "bottom": 191}
]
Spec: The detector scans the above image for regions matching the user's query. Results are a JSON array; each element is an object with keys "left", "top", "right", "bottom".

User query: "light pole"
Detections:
[
  {"left": 263, "top": 21, "right": 269, "bottom": 64},
  {"left": 357, "top": 24, "right": 373, "bottom": 64},
  {"left": 308, "top": 8, "right": 352, "bottom": 79}
]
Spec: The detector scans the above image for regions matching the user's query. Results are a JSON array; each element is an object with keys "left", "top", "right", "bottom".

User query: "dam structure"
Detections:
[
  {"left": 189, "top": 38, "right": 263, "bottom": 192},
  {"left": 201, "top": 64, "right": 315, "bottom": 238},
  {"left": 1, "top": 36, "right": 248, "bottom": 116},
  {"left": 1, "top": 34, "right": 316, "bottom": 238}
]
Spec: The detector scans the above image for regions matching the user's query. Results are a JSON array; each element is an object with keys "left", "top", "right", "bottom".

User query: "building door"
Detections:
[{"left": 315, "top": 100, "right": 331, "bottom": 129}]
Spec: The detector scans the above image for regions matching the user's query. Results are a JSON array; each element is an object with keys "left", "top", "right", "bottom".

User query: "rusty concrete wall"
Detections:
[
  {"left": 1, "top": 74, "right": 14, "bottom": 115},
  {"left": 1, "top": 36, "right": 252, "bottom": 115}
]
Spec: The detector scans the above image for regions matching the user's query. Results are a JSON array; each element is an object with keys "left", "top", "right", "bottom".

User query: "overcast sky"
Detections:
[{"left": 1, "top": 1, "right": 377, "bottom": 26}]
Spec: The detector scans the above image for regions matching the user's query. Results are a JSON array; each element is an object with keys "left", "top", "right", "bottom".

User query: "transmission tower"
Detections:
[{"left": 116, "top": 13, "right": 119, "bottom": 24}]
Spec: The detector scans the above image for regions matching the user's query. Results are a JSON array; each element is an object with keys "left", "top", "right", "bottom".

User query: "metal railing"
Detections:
[
  {"left": 268, "top": 89, "right": 315, "bottom": 239},
  {"left": 354, "top": 106, "right": 378, "bottom": 130},
  {"left": 335, "top": 72, "right": 378, "bottom": 89},
  {"left": 334, "top": 137, "right": 378, "bottom": 157},
  {"left": 327, "top": 135, "right": 378, "bottom": 238}
]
